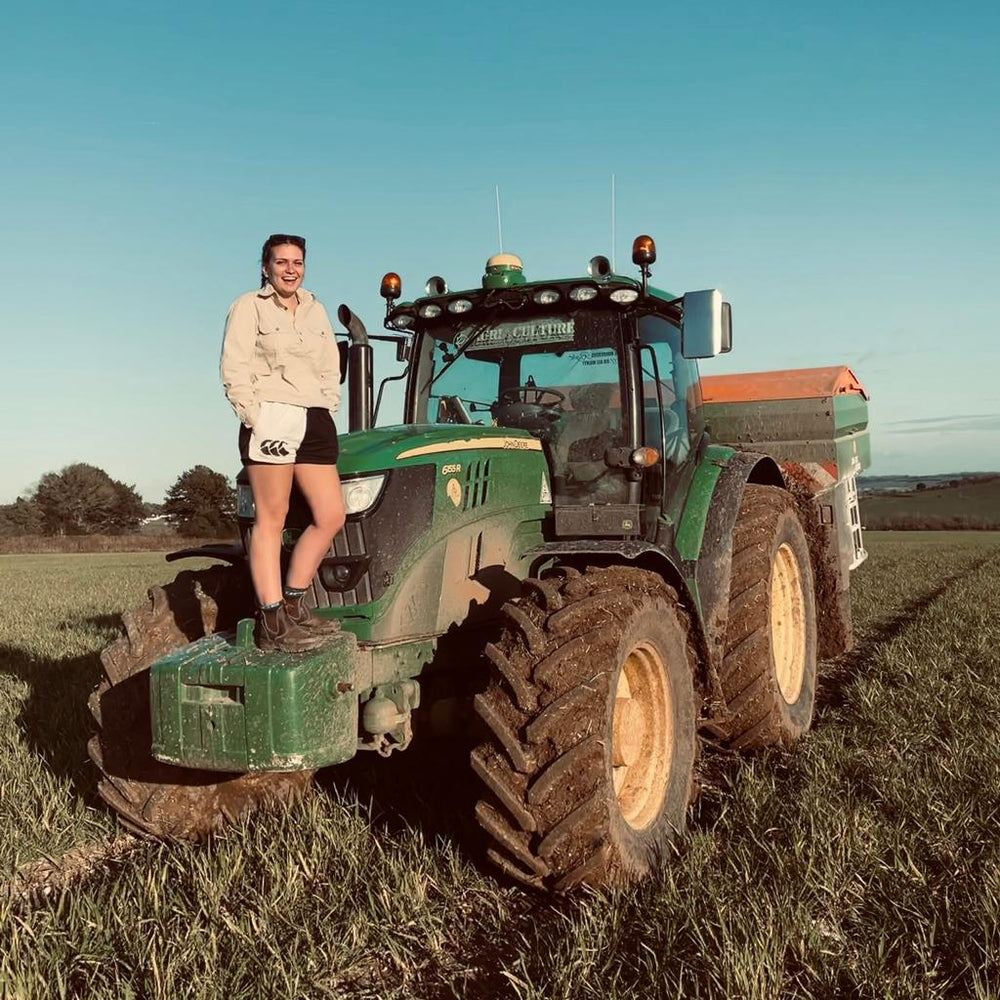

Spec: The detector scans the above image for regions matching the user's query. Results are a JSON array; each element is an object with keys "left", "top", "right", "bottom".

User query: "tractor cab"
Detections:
[{"left": 384, "top": 241, "right": 730, "bottom": 539}]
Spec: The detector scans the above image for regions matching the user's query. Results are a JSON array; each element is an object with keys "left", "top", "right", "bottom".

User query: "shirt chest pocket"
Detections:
[
  {"left": 256, "top": 323, "right": 304, "bottom": 363},
  {"left": 292, "top": 321, "right": 332, "bottom": 360}
]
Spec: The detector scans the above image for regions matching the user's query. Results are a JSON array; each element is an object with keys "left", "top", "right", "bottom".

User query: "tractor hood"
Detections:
[{"left": 336, "top": 423, "right": 543, "bottom": 477}]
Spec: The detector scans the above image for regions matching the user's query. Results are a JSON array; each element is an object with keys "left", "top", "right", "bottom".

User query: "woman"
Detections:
[{"left": 221, "top": 234, "right": 346, "bottom": 652}]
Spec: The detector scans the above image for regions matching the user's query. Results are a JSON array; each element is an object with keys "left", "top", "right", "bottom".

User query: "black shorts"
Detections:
[{"left": 239, "top": 407, "right": 340, "bottom": 466}]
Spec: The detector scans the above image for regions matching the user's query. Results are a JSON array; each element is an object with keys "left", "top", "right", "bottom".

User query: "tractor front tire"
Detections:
[
  {"left": 472, "top": 567, "right": 698, "bottom": 892},
  {"left": 89, "top": 566, "right": 314, "bottom": 839},
  {"left": 721, "top": 484, "right": 818, "bottom": 749}
]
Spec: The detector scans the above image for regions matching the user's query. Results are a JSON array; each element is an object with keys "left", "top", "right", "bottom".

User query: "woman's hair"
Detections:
[{"left": 260, "top": 234, "right": 306, "bottom": 287}]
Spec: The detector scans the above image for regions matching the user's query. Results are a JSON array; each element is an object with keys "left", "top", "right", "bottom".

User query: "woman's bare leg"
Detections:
[
  {"left": 285, "top": 464, "right": 346, "bottom": 590},
  {"left": 246, "top": 463, "right": 294, "bottom": 606}
]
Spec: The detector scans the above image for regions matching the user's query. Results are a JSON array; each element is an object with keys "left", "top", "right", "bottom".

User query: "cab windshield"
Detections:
[{"left": 411, "top": 310, "right": 631, "bottom": 503}]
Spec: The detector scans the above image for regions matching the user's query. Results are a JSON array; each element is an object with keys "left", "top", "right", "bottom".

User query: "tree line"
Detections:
[{"left": 0, "top": 464, "right": 237, "bottom": 538}]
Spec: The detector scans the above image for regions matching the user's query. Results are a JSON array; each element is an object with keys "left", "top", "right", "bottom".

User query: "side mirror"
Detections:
[
  {"left": 681, "top": 289, "right": 730, "bottom": 358},
  {"left": 396, "top": 338, "right": 411, "bottom": 364}
]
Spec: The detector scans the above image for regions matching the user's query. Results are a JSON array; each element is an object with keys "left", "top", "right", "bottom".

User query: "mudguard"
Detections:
[{"left": 525, "top": 538, "right": 689, "bottom": 599}]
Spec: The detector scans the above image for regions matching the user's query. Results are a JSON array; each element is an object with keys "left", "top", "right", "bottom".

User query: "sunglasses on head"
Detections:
[{"left": 266, "top": 234, "right": 306, "bottom": 249}]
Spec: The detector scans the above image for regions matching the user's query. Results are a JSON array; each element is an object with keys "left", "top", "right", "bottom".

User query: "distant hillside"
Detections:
[
  {"left": 861, "top": 475, "right": 1000, "bottom": 529},
  {"left": 858, "top": 472, "right": 999, "bottom": 494}
]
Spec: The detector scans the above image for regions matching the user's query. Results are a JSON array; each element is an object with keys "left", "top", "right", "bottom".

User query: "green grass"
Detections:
[{"left": 2, "top": 534, "right": 1000, "bottom": 998}]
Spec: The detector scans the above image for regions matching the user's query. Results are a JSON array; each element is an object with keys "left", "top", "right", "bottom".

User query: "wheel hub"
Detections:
[
  {"left": 770, "top": 542, "right": 807, "bottom": 703},
  {"left": 612, "top": 691, "right": 646, "bottom": 767},
  {"left": 611, "top": 641, "right": 673, "bottom": 830}
]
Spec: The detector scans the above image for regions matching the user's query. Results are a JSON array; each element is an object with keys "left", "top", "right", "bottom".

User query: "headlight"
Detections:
[
  {"left": 342, "top": 474, "right": 387, "bottom": 515},
  {"left": 569, "top": 285, "right": 598, "bottom": 302},
  {"left": 448, "top": 298, "right": 473, "bottom": 314},
  {"left": 237, "top": 483, "right": 255, "bottom": 519},
  {"left": 609, "top": 287, "right": 639, "bottom": 304},
  {"left": 532, "top": 288, "right": 560, "bottom": 305},
  {"left": 419, "top": 303, "right": 442, "bottom": 319},
  {"left": 391, "top": 312, "right": 415, "bottom": 329}
]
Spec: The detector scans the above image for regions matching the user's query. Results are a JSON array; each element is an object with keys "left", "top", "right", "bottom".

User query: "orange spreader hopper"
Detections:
[
  {"left": 700, "top": 364, "right": 871, "bottom": 571},
  {"left": 701, "top": 366, "right": 869, "bottom": 404}
]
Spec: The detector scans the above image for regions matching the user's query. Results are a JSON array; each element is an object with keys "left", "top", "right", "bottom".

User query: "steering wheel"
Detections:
[{"left": 493, "top": 385, "right": 566, "bottom": 439}]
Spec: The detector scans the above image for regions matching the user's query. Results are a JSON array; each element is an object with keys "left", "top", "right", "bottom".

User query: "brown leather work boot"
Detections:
[
  {"left": 283, "top": 593, "right": 342, "bottom": 636},
  {"left": 255, "top": 604, "right": 326, "bottom": 653}
]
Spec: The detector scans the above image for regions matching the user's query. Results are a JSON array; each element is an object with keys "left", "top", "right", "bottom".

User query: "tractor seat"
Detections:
[{"left": 551, "top": 383, "right": 620, "bottom": 486}]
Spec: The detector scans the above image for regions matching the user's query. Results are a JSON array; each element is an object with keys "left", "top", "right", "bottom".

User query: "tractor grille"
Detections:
[
  {"left": 238, "top": 464, "right": 436, "bottom": 611},
  {"left": 312, "top": 464, "right": 436, "bottom": 610},
  {"left": 311, "top": 519, "right": 371, "bottom": 608},
  {"left": 463, "top": 459, "right": 492, "bottom": 511}
]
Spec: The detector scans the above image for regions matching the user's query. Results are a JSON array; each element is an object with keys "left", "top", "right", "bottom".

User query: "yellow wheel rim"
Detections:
[
  {"left": 770, "top": 542, "right": 807, "bottom": 704},
  {"left": 612, "top": 641, "right": 673, "bottom": 830}
]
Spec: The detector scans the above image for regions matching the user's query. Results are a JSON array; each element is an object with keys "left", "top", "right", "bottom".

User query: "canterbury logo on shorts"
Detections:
[{"left": 249, "top": 402, "right": 307, "bottom": 464}]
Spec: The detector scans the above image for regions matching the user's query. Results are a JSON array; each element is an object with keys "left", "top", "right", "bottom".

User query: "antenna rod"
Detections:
[
  {"left": 611, "top": 173, "right": 616, "bottom": 272},
  {"left": 495, "top": 185, "right": 504, "bottom": 254}
]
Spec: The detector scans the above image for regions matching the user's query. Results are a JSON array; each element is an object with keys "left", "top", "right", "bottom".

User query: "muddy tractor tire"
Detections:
[
  {"left": 89, "top": 566, "right": 315, "bottom": 839},
  {"left": 471, "top": 567, "right": 698, "bottom": 892},
  {"left": 720, "top": 484, "right": 818, "bottom": 749}
]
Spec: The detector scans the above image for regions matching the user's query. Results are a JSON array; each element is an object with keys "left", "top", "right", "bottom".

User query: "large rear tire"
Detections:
[
  {"left": 89, "top": 566, "right": 314, "bottom": 839},
  {"left": 471, "top": 567, "right": 698, "bottom": 892},
  {"left": 721, "top": 485, "right": 818, "bottom": 749}
]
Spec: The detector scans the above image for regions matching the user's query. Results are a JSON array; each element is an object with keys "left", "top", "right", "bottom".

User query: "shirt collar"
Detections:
[{"left": 257, "top": 282, "right": 313, "bottom": 305}]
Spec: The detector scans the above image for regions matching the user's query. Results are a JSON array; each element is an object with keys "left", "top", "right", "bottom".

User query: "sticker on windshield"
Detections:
[
  {"left": 581, "top": 349, "right": 615, "bottom": 367},
  {"left": 464, "top": 318, "right": 575, "bottom": 351}
]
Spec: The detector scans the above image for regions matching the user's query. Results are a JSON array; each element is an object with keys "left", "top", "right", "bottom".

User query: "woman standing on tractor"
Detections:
[{"left": 221, "top": 234, "right": 346, "bottom": 651}]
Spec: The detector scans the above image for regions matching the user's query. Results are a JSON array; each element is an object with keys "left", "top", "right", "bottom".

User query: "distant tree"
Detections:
[
  {"left": 163, "top": 466, "right": 236, "bottom": 537},
  {"left": 112, "top": 478, "right": 146, "bottom": 530},
  {"left": 32, "top": 464, "right": 144, "bottom": 534},
  {"left": 0, "top": 497, "right": 44, "bottom": 535}
]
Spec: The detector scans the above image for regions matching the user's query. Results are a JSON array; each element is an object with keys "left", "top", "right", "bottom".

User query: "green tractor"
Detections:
[{"left": 90, "top": 236, "right": 870, "bottom": 891}]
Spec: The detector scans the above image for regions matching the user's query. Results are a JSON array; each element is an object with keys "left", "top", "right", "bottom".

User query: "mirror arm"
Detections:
[{"left": 373, "top": 369, "right": 409, "bottom": 426}]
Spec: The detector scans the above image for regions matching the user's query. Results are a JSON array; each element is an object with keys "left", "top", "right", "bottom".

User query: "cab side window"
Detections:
[{"left": 638, "top": 316, "right": 691, "bottom": 464}]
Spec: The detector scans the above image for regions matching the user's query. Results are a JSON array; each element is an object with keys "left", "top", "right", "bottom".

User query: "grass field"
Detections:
[{"left": 2, "top": 535, "right": 1000, "bottom": 998}]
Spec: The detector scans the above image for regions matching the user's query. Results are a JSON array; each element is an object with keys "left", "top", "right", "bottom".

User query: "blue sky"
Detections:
[{"left": 2, "top": 1, "right": 998, "bottom": 503}]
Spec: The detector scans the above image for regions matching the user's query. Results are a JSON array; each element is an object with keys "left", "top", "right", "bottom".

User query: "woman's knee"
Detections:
[
  {"left": 313, "top": 503, "right": 345, "bottom": 538},
  {"left": 253, "top": 502, "right": 289, "bottom": 531}
]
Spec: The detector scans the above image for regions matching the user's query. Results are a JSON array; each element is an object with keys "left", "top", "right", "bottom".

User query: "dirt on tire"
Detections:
[
  {"left": 471, "top": 566, "right": 699, "bottom": 892},
  {"left": 89, "top": 566, "right": 314, "bottom": 839},
  {"left": 720, "top": 484, "right": 818, "bottom": 749}
]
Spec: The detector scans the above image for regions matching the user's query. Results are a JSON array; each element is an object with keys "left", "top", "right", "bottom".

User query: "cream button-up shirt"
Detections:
[{"left": 220, "top": 283, "right": 341, "bottom": 427}]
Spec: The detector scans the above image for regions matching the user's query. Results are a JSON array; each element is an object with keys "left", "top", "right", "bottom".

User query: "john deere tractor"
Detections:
[{"left": 90, "top": 236, "right": 870, "bottom": 891}]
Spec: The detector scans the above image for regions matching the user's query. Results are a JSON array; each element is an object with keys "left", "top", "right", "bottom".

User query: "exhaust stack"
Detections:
[{"left": 338, "top": 304, "right": 373, "bottom": 432}]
